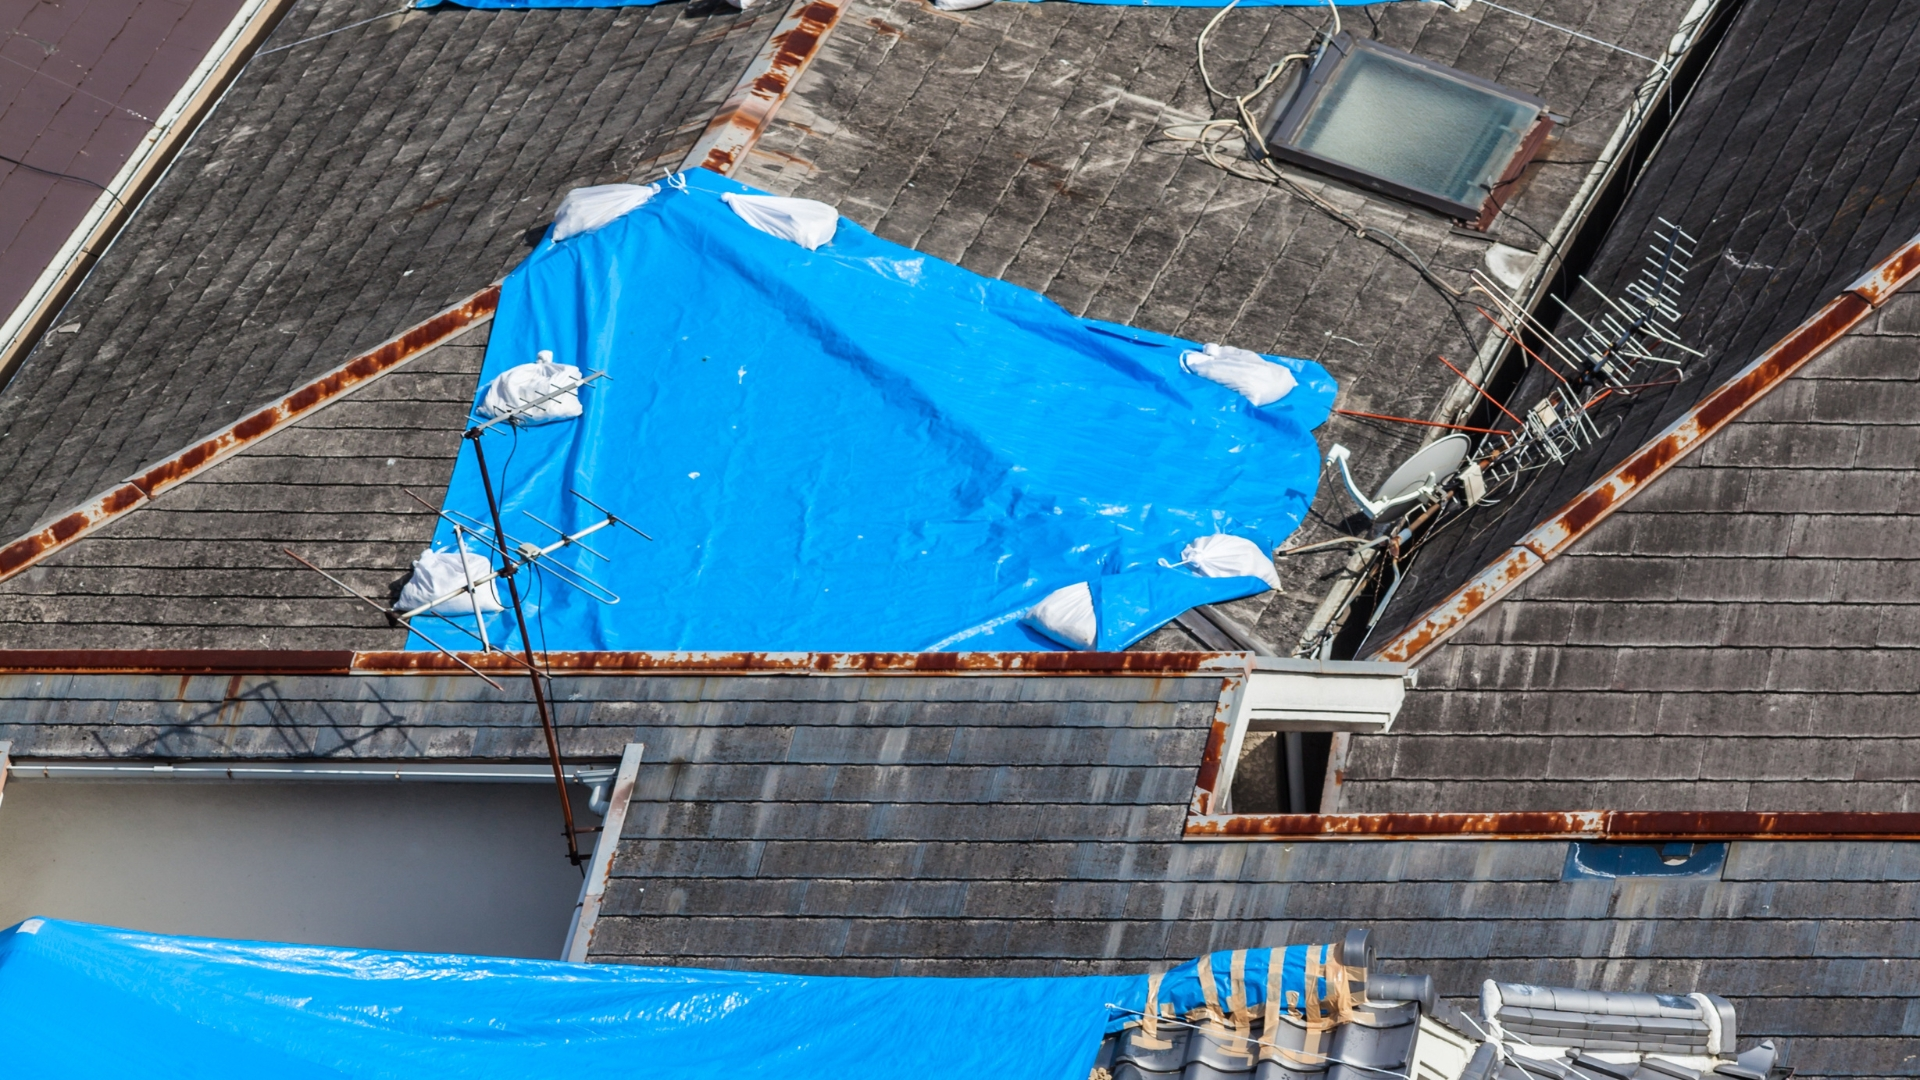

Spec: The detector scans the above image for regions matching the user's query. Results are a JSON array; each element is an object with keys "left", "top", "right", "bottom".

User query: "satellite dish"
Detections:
[
  {"left": 1326, "top": 433, "right": 1471, "bottom": 520},
  {"left": 1375, "top": 434, "right": 1471, "bottom": 505}
]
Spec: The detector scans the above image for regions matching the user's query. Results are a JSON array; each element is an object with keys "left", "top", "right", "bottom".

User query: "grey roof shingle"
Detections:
[
  {"left": 0, "top": 665, "right": 1907, "bottom": 1074},
  {"left": 727, "top": 0, "right": 1693, "bottom": 651},
  {"left": 1368, "top": 0, "right": 1920, "bottom": 651},
  {"left": 0, "top": 0, "right": 778, "bottom": 542},
  {"left": 0, "top": 0, "right": 1695, "bottom": 654},
  {"left": 1338, "top": 281, "right": 1920, "bottom": 814}
]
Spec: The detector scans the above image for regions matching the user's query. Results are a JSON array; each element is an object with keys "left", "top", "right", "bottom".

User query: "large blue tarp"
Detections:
[
  {"left": 2, "top": 918, "right": 1337, "bottom": 1079},
  {"left": 418, "top": 168, "right": 1332, "bottom": 653}
]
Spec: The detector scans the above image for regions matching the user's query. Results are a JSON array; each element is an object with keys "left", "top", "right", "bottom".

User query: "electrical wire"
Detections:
[
  {"left": 0, "top": 152, "right": 119, "bottom": 202},
  {"left": 256, "top": 7, "right": 416, "bottom": 57},
  {"left": 1171, "top": 0, "right": 1474, "bottom": 316},
  {"left": 1470, "top": 0, "right": 1665, "bottom": 67}
]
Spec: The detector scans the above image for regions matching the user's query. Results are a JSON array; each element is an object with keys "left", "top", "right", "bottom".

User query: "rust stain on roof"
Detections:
[
  {"left": 1185, "top": 809, "right": 1920, "bottom": 840},
  {"left": 1371, "top": 546, "right": 1540, "bottom": 664},
  {"left": 0, "top": 648, "right": 1241, "bottom": 677},
  {"left": 352, "top": 649, "right": 1236, "bottom": 676},
  {"left": 1370, "top": 229, "right": 1920, "bottom": 665},
  {"left": 0, "top": 287, "right": 497, "bottom": 585},
  {"left": 686, "top": 0, "right": 845, "bottom": 175}
]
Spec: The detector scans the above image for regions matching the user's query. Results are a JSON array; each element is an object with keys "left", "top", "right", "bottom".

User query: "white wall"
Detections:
[{"left": 0, "top": 780, "right": 595, "bottom": 958}]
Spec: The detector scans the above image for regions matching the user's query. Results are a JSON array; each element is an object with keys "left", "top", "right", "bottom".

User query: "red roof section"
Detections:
[{"left": 0, "top": 0, "right": 246, "bottom": 320}]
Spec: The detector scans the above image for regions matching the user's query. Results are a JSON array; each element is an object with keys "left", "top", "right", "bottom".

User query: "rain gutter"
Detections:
[{"left": 1369, "top": 228, "right": 1920, "bottom": 665}]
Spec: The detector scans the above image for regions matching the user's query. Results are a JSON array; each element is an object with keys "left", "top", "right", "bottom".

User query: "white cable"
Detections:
[
  {"left": 1465, "top": 0, "right": 1662, "bottom": 67},
  {"left": 256, "top": 7, "right": 414, "bottom": 57}
]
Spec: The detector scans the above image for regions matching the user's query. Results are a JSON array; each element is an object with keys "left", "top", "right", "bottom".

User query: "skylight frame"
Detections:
[{"left": 1263, "top": 33, "right": 1553, "bottom": 226}]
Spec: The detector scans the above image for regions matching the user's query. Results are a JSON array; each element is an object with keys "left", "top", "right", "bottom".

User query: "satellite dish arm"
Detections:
[
  {"left": 1327, "top": 445, "right": 1386, "bottom": 518},
  {"left": 1327, "top": 444, "right": 1443, "bottom": 521}
]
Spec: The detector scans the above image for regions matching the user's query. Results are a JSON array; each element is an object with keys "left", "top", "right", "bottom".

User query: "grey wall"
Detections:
[{"left": 0, "top": 780, "right": 591, "bottom": 958}]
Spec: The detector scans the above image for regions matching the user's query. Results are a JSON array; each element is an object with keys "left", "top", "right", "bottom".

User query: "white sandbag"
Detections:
[
  {"left": 721, "top": 192, "right": 840, "bottom": 251},
  {"left": 1179, "top": 534, "right": 1279, "bottom": 591},
  {"left": 397, "top": 549, "right": 503, "bottom": 616},
  {"left": 551, "top": 183, "right": 660, "bottom": 242},
  {"left": 1024, "top": 581, "right": 1097, "bottom": 650},
  {"left": 479, "top": 352, "right": 585, "bottom": 424},
  {"left": 1180, "top": 342, "right": 1298, "bottom": 407},
  {"left": 932, "top": 0, "right": 995, "bottom": 9}
]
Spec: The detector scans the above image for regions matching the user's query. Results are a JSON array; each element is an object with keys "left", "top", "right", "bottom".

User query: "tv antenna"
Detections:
[{"left": 287, "top": 363, "right": 649, "bottom": 866}]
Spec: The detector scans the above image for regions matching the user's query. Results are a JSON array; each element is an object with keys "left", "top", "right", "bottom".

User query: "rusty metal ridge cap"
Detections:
[
  {"left": 0, "top": 287, "right": 499, "bottom": 584},
  {"left": 350, "top": 649, "right": 1246, "bottom": 676},
  {"left": 1369, "top": 229, "right": 1920, "bottom": 664},
  {"left": 683, "top": 0, "right": 845, "bottom": 176},
  {"left": 1185, "top": 809, "right": 1920, "bottom": 841},
  {"left": 0, "top": 648, "right": 1248, "bottom": 677}
]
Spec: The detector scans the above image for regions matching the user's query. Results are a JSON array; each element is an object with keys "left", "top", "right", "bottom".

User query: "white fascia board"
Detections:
[
  {"left": 1241, "top": 657, "right": 1411, "bottom": 733},
  {"left": 1211, "top": 656, "right": 1411, "bottom": 813}
]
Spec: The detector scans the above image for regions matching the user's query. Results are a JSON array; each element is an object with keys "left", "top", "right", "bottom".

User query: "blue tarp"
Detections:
[
  {"left": 419, "top": 168, "right": 1333, "bottom": 653},
  {"left": 2, "top": 918, "right": 1336, "bottom": 1079}
]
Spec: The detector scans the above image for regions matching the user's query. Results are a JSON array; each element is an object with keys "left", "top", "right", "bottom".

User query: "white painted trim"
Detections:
[
  {"left": 563, "top": 742, "right": 645, "bottom": 963},
  {"left": 1208, "top": 658, "right": 1410, "bottom": 813}
]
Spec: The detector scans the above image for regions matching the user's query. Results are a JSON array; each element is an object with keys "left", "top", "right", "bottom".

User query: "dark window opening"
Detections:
[
  {"left": 1228, "top": 730, "right": 1334, "bottom": 814},
  {"left": 1263, "top": 33, "right": 1551, "bottom": 226}
]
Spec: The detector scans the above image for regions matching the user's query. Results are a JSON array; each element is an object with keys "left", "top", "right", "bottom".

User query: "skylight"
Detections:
[{"left": 1264, "top": 34, "right": 1551, "bottom": 224}]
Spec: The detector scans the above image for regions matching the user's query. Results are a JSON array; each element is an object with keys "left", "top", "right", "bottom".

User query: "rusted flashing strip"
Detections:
[
  {"left": 1189, "top": 684, "right": 1240, "bottom": 817},
  {"left": 1185, "top": 810, "right": 1920, "bottom": 841},
  {"left": 351, "top": 649, "right": 1241, "bottom": 676},
  {"left": 0, "top": 648, "right": 1243, "bottom": 676},
  {"left": 0, "top": 287, "right": 498, "bottom": 584},
  {"left": 683, "top": 0, "right": 845, "bottom": 175},
  {"left": 1370, "top": 230, "right": 1920, "bottom": 664}
]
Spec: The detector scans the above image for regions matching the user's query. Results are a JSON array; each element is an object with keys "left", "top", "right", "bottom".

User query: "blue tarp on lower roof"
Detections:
[
  {"left": 2, "top": 918, "right": 1334, "bottom": 1079},
  {"left": 418, "top": 168, "right": 1332, "bottom": 653}
]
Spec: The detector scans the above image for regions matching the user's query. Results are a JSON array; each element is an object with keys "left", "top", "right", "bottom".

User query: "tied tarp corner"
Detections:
[
  {"left": 421, "top": 168, "right": 1334, "bottom": 653},
  {"left": 0, "top": 918, "right": 1350, "bottom": 1078}
]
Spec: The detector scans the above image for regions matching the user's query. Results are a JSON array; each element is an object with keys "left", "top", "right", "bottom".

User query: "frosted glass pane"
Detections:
[{"left": 1294, "top": 49, "right": 1538, "bottom": 207}]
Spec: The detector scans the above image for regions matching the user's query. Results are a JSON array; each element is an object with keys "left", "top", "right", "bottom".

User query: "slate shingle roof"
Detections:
[
  {"left": 727, "top": 0, "right": 1693, "bottom": 651},
  {"left": 0, "top": 0, "right": 778, "bottom": 542},
  {"left": 1337, "top": 281, "right": 1920, "bottom": 814},
  {"left": 1369, "top": 0, "right": 1920, "bottom": 651},
  {"left": 0, "top": 666, "right": 1908, "bottom": 1076},
  {"left": 0, "top": 0, "right": 1694, "bottom": 652}
]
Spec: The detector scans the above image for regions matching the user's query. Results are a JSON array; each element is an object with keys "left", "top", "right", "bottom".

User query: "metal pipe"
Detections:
[{"left": 468, "top": 431, "right": 584, "bottom": 866}]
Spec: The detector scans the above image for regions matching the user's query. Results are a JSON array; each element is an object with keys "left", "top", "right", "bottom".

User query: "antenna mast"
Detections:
[{"left": 288, "top": 365, "right": 646, "bottom": 866}]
